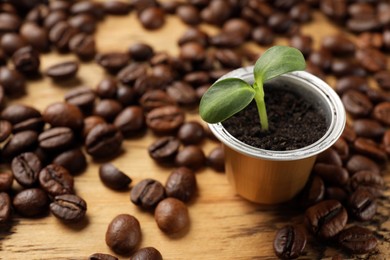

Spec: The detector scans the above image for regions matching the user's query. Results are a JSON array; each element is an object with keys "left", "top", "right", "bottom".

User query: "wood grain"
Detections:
[{"left": 1, "top": 5, "right": 390, "bottom": 260}]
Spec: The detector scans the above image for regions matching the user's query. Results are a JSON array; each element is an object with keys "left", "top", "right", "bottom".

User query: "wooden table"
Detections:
[{"left": 1, "top": 4, "right": 390, "bottom": 260}]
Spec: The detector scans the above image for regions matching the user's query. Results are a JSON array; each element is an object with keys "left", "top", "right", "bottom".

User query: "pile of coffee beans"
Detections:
[{"left": 0, "top": 0, "right": 390, "bottom": 259}]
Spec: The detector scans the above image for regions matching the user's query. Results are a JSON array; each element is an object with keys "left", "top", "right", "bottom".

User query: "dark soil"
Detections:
[{"left": 222, "top": 85, "right": 328, "bottom": 151}]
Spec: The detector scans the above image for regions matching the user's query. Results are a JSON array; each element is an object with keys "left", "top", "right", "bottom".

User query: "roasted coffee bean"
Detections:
[
  {"left": 1, "top": 104, "right": 43, "bottom": 133},
  {"left": 177, "top": 121, "right": 205, "bottom": 145},
  {"left": 85, "top": 123, "right": 123, "bottom": 159},
  {"left": 200, "top": 0, "right": 232, "bottom": 25},
  {"left": 382, "top": 129, "right": 390, "bottom": 155},
  {"left": 103, "top": 1, "right": 131, "bottom": 15},
  {"left": 38, "top": 127, "right": 74, "bottom": 151},
  {"left": 251, "top": 26, "right": 275, "bottom": 46},
  {"left": 69, "top": 14, "right": 96, "bottom": 34},
  {"left": 305, "top": 200, "right": 348, "bottom": 239},
  {"left": 308, "top": 49, "right": 332, "bottom": 71},
  {"left": 130, "top": 178, "right": 166, "bottom": 209},
  {"left": 69, "top": 33, "right": 96, "bottom": 60},
  {"left": 332, "top": 138, "right": 349, "bottom": 161},
  {"left": 214, "top": 49, "right": 242, "bottom": 69},
  {"left": 39, "top": 164, "right": 74, "bottom": 197},
  {"left": 353, "top": 137, "right": 387, "bottom": 162},
  {"left": 148, "top": 136, "right": 181, "bottom": 163},
  {"left": 183, "top": 71, "right": 210, "bottom": 87},
  {"left": 0, "top": 67, "right": 26, "bottom": 97},
  {"left": 1, "top": 130, "right": 38, "bottom": 159},
  {"left": 290, "top": 3, "right": 312, "bottom": 22},
  {"left": 117, "top": 63, "right": 148, "bottom": 86},
  {"left": 160, "top": 0, "right": 180, "bottom": 13},
  {"left": 0, "top": 13, "right": 21, "bottom": 33},
  {"left": 305, "top": 61, "right": 326, "bottom": 81},
  {"left": 99, "top": 163, "right": 132, "bottom": 190},
  {"left": 155, "top": 197, "right": 189, "bottom": 234},
  {"left": 338, "top": 226, "right": 377, "bottom": 254},
  {"left": 289, "top": 34, "right": 313, "bottom": 57},
  {"left": 49, "top": 21, "right": 79, "bottom": 52},
  {"left": 325, "top": 187, "right": 348, "bottom": 203},
  {"left": 43, "top": 102, "right": 84, "bottom": 130},
  {"left": 139, "top": 90, "right": 176, "bottom": 112},
  {"left": 175, "top": 145, "right": 206, "bottom": 170},
  {"left": 0, "top": 33, "right": 27, "bottom": 56},
  {"left": 347, "top": 17, "right": 381, "bottom": 33},
  {"left": 0, "top": 192, "right": 11, "bottom": 223},
  {"left": 11, "top": 46, "right": 41, "bottom": 75},
  {"left": 93, "top": 99, "right": 123, "bottom": 122},
  {"left": 19, "top": 22, "right": 49, "bottom": 53},
  {"left": 146, "top": 105, "right": 185, "bottom": 135},
  {"left": 96, "top": 52, "right": 130, "bottom": 73},
  {"left": 222, "top": 18, "right": 251, "bottom": 40},
  {"left": 113, "top": 106, "right": 145, "bottom": 137},
  {"left": 176, "top": 4, "right": 201, "bottom": 25},
  {"left": 356, "top": 48, "right": 387, "bottom": 73},
  {"left": 335, "top": 76, "right": 369, "bottom": 95},
  {"left": 196, "top": 84, "right": 210, "bottom": 99},
  {"left": 356, "top": 32, "right": 383, "bottom": 50},
  {"left": 178, "top": 27, "right": 209, "bottom": 47},
  {"left": 348, "top": 3, "right": 375, "bottom": 19},
  {"left": 346, "top": 155, "right": 380, "bottom": 175},
  {"left": 0, "top": 171, "right": 13, "bottom": 192},
  {"left": 70, "top": 0, "right": 104, "bottom": 19},
  {"left": 165, "top": 167, "right": 196, "bottom": 202},
  {"left": 316, "top": 148, "right": 342, "bottom": 166},
  {"left": 95, "top": 78, "right": 117, "bottom": 99},
  {"left": 52, "top": 148, "right": 87, "bottom": 174},
  {"left": 11, "top": 152, "right": 41, "bottom": 187},
  {"left": 105, "top": 214, "right": 141, "bottom": 255},
  {"left": 13, "top": 188, "right": 49, "bottom": 217},
  {"left": 44, "top": 11, "right": 68, "bottom": 30},
  {"left": 89, "top": 253, "right": 118, "bottom": 260},
  {"left": 50, "top": 194, "right": 87, "bottom": 222},
  {"left": 331, "top": 59, "right": 366, "bottom": 77},
  {"left": 0, "top": 120, "right": 12, "bottom": 142},
  {"left": 0, "top": 83, "right": 4, "bottom": 106},
  {"left": 273, "top": 225, "right": 307, "bottom": 259},
  {"left": 139, "top": 7, "right": 165, "bottom": 30},
  {"left": 64, "top": 86, "right": 96, "bottom": 113},
  {"left": 353, "top": 119, "right": 385, "bottom": 139},
  {"left": 82, "top": 115, "right": 106, "bottom": 138},
  {"left": 342, "top": 90, "right": 373, "bottom": 118},
  {"left": 373, "top": 102, "right": 390, "bottom": 126},
  {"left": 133, "top": 75, "right": 161, "bottom": 97},
  {"left": 297, "top": 175, "right": 325, "bottom": 209},
  {"left": 179, "top": 42, "right": 206, "bottom": 62},
  {"left": 268, "top": 12, "right": 296, "bottom": 34},
  {"left": 374, "top": 71, "right": 390, "bottom": 91},
  {"left": 45, "top": 61, "right": 79, "bottom": 81},
  {"left": 348, "top": 188, "right": 377, "bottom": 221},
  {"left": 128, "top": 43, "right": 154, "bottom": 61},
  {"left": 207, "top": 145, "right": 225, "bottom": 172},
  {"left": 350, "top": 171, "right": 384, "bottom": 197},
  {"left": 130, "top": 247, "right": 163, "bottom": 260},
  {"left": 321, "top": 34, "right": 355, "bottom": 56}
]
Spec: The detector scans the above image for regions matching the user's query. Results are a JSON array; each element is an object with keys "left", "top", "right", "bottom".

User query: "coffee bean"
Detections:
[
  {"left": 11, "top": 152, "right": 41, "bottom": 187},
  {"left": 179, "top": 42, "right": 206, "bottom": 62},
  {"left": 273, "top": 225, "right": 307, "bottom": 259},
  {"left": 130, "top": 247, "right": 163, "bottom": 260},
  {"left": 1, "top": 130, "right": 38, "bottom": 159},
  {"left": 321, "top": 34, "right": 354, "bottom": 56},
  {"left": 0, "top": 171, "right": 13, "bottom": 192},
  {"left": 105, "top": 214, "right": 141, "bottom": 255},
  {"left": 96, "top": 52, "right": 130, "bottom": 73},
  {"left": 338, "top": 226, "right": 377, "bottom": 254},
  {"left": 13, "top": 188, "right": 49, "bottom": 217},
  {"left": 117, "top": 63, "right": 148, "bottom": 86},
  {"left": 373, "top": 102, "right": 390, "bottom": 126},
  {"left": 382, "top": 129, "right": 390, "bottom": 155},
  {"left": 251, "top": 26, "right": 275, "bottom": 46},
  {"left": 350, "top": 170, "right": 384, "bottom": 197},
  {"left": 200, "top": 0, "right": 232, "bottom": 25},
  {"left": 69, "top": 14, "right": 96, "bottom": 34},
  {"left": 95, "top": 78, "right": 117, "bottom": 99},
  {"left": 12, "top": 46, "right": 41, "bottom": 75},
  {"left": 89, "top": 253, "right": 118, "bottom": 260},
  {"left": 348, "top": 188, "right": 377, "bottom": 221},
  {"left": 0, "top": 13, "right": 21, "bottom": 33},
  {"left": 331, "top": 59, "right": 366, "bottom": 77},
  {"left": 102, "top": 1, "right": 131, "bottom": 15},
  {"left": 146, "top": 106, "right": 185, "bottom": 135},
  {"left": 175, "top": 145, "right": 206, "bottom": 170},
  {"left": 130, "top": 178, "right": 166, "bottom": 209},
  {"left": 49, "top": 21, "right": 79, "bottom": 52},
  {"left": 93, "top": 99, "right": 123, "bottom": 122},
  {"left": 316, "top": 148, "right": 342, "bottom": 166},
  {"left": 140, "top": 90, "right": 176, "bottom": 113},
  {"left": 0, "top": 67, "right": 26, "bottom": 97},
  {"left": 356, "top": 48, "right": 387, "bottom": 73},
  {"left": 38, "top": 127, "right": 74, "bottom": 151},
  {"left": 155, "top": 197, "right": 189, "bottom": 234},
  {"left": 346, "top": 155, "right": 380, "bottom": 175},
  {"left": 178, "top": 27, "right": 209, "bottom": 47},
  {"left": 70, "top": 1, "right": 104, "bottom": 19},
  {"left": 45, "top": 61, "right": 79, "bottom": 81},
  {"left": 353, "top": 137, "right": 387, "bottom": 162},
  {"left": 39, "top": 164, "right": 74, "bottom": 197},
  {"left": 297, "top": 175, "right": 325, "bottom": 209},
  {"left": 335, "top": 76, "right": 369, "bottom": 95},
  {"left": 214, "top": 48, "right": 242, "bottom": 69},
  {"left": 342, "top": 90, "right": 373, "bottom": 118},
  {"left": 160, "top": 1, "right": 180, "bottom": 14},
  {"left": 183, "top": 71, "right": 210, "bottom": 87},
  {"left": 308, "top": 49, "right": 332, "bottom": 71},
  {"left": 85, "top": 123, "right": 123, "bottom": 159},
  {"left": 139, "top": 7, "right": 165, "bottom": 30},
  {"left": 0, "top": 120, "right": 12, "bottom": 142},
  {"left": 69, "top": 33, "right": 96, "bottom": 60},
  {"left": 325, "top": 186, "right": 348, "bottom": 203},
  {"left": 207, "top": 145, "right": 225, "bottom": 172},
  {"left": 374, "top": 70, "right": 390, "bottom": 91},
  {"left": 113, "top": 106, "right": 145, "bottom": 137},
  {"left": 64, "top": 86, "right": 96, "bottom": 114},
  {"left": 82, "top": 115, "right": 106, "bottom": 138},
  {"left": 268, "top": 12, "right": 296, "bottom": 34},
  {"left": 353, "top": 119, "right": 385, "bottom": 139},
  {"left": 133, "top": 75, "right": 162, "bottom": 97},
  {"left": 332, "top": 138, "right": 349, "bottom": 161},
  {"left": 177, "top": 121, "right": 205, "bottom": 145},
  {"left": 52, "top": 148, "right": 87, "bottom": 174},
  {"left": 356, "top": 32, "right": 383, "bottom": 50},
  {"left": 176, "top": 4, "right": 201, "bottom": 25},
  {"left": 19, "top": 22, "right": 50, "bottom": 53},
  {"left": 43, "top": 102, "right": 84, "bottom": 130},
  {"left": 0, "top": 192, "right": 11, "bottom": 223},
  {"left": 50, "top": 194, "right": 87, "bottom": 222},
  {"left": 222, "top": 18, "right": 252, "bottom": 40},
  {"left": 99, "top": 163, "right": 132, "bottom": 190},
  {"left": 0, "top": 33, "right": 28, "bottom": 59},
  {"left": 44, "top": 11, "right": 68, "bottom": 30},
  {"left": 1, "top": 104, "right": 44, "bottom": 133},
  {"left": 148, "top": 136, "right": 181, "bottom": 164},
  {"left": 305, "top": 200, "right": 348, "bottom": 239},
  {"left": 128, "top": 43, "right": 154, "bottom": 61},
  {"left": 165, "top": 167, "right": 196, "bottom": 202}
]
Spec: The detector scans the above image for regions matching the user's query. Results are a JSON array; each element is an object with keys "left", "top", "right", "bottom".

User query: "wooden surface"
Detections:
[{"left": 1, "top": 5, "right": 390, "bottom": 260}]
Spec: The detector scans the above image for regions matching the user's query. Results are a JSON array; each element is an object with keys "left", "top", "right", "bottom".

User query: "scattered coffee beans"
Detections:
[
  {"left": 99, "top": 163, "right": 132, "bottom": 190},
  {"left": 50, "top": 194, "right": 87, "bottom": 222}
]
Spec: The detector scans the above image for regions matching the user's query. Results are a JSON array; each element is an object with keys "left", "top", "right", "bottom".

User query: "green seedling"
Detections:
[{"left": 199, "top": 46, "right": 306, "bottom": 131}]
